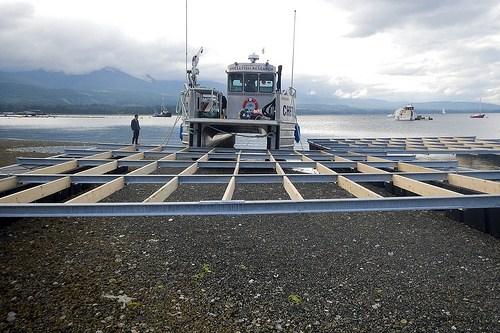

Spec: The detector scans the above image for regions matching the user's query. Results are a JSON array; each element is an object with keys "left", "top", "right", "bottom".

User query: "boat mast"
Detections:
[
  {"left": 291, "top": 9, "right": 296, "bottom": 89},
  {"left": 185, "top": 0, "right": 188, "bottom": 80}
]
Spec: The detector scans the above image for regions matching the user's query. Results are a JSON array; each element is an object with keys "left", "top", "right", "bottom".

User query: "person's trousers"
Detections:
[{"left": 132, "top": 130, "right": 140, "bottom": 144}]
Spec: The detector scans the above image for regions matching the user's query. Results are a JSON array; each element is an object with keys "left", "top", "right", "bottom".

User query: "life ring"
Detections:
[{"left": 242, "top": 97, "right": 258, "bottom": 111}]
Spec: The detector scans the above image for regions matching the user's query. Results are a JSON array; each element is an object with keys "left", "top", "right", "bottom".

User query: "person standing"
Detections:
[{"left": 131, "top": 114, "right": 140, "bottom": 145}]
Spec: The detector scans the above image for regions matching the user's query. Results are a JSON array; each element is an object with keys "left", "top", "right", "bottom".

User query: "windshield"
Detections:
[
  {"left": 228, "top": 74, "right": 243, "bottom": 92},
  {"left": 259, "top": 73, "right": 274, "bottom": 93},
  {"left": 244, "top": 74, "right": 258, "bottom": 93}
]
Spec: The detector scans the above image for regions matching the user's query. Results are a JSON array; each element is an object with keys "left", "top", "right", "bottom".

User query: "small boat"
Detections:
[
  {"left": 394, "top": 104, "right": 415, "bottom": 121},
  {"left": 153, "top": 104, "right": 172, "bottom": 117},
  {"left": 441, "top": 108, "right": 446, "bottom": 115},
  {"left": 470, "top": 98, "right": 485, "bottom": 118}
]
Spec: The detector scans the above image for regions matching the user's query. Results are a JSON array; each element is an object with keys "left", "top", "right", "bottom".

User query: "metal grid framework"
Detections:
[{"left": 0, "top": 136, "right": 499, "bottom": 217}]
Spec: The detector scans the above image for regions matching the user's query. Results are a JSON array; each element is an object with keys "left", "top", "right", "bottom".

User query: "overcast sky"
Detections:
[{"left": 1, "top": 0, "right": 500, "bottom": 103}]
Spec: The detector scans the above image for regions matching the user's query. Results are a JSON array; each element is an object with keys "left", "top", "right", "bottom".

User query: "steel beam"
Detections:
[{"left": 1, "top": 195, "right": 499, "bottom": 217}]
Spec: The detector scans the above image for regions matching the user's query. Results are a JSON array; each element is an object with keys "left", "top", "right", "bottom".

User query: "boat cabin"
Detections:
[
  {"left": 226, "top": 54, "right": 277, "bottom": 120},
  {"left": 180, "top": 52, "right": 297, "bottom": 149}
]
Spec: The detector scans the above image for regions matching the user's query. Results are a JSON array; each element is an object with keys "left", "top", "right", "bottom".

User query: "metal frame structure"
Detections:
[{"left": 0, "top": 137, "right": 499, "bottom": 218}]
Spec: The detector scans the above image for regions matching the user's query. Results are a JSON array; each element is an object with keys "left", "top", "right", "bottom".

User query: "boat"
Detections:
[
  {"left": 153, "top": 110, "right": 172, "bottom": 117},
  {"left": 153, "top": 101, "right": 172, "bottom": 117},
  {"left": 470, "top": 98, "right": 485, "bottom": 118},
  {"left": 441, "top": 108, "right": 446, "bottom": 115},
  {"left": 178, "top": 49, "right": 297, "bottom": 149},
  {"left": 415, "top": 115, "right": 433, "bottom": 120},
  {"left": 394, "top": 104, "right": 415, "bottom": 121}
]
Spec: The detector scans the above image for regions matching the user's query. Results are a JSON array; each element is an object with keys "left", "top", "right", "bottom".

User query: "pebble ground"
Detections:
[{"left": 0, "top": 140, "right": 499, "bottom": 332}]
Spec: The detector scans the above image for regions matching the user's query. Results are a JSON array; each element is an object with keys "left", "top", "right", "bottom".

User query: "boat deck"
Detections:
[{"left": 0, "top": 136, "right": 499, "bottom": 237}]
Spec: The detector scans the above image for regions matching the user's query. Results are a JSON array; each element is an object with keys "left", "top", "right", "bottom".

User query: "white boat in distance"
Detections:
[{"left": 394, "top": 104, "right": 415, "bottom": 121}]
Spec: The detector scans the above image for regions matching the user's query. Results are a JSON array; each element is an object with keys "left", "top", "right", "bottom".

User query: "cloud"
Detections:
[
  {"left": 0, "top": 1, "right": 34, "bottom": 29},
  {"left": 2, "top": 0, "right": 500, "bottom": 104},
  {"left": 318, "top": 0, "right": 500, "bottom": 102},
  {"left": 326, "top": 0, "right": 499, "bottom": 38},
  {"left": 0, "top": 1, "right": 187, "bottom": 79}
]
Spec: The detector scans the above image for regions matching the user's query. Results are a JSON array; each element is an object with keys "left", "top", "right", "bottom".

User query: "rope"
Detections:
[
  {"left": 162, "top": 113, "right": 182, "bottom": 146},
  {"left": 162, "top": 93, "right": 187, "bottom": 146}
]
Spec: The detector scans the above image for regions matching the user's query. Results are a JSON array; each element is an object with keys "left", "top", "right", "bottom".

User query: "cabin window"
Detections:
[
  {"left": 259, "top": 74, "right": 274, "bottom": 93},
  {"left": 229, "top": 74, "right": 243, "bottom": 92},
  {"left": 244, "top": 74, "right": 258, "bottom": 92}
]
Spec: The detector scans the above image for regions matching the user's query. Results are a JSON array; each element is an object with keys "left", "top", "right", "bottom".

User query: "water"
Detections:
[{"left": 0, "top": 113, "right": 499, "bottom": 146}]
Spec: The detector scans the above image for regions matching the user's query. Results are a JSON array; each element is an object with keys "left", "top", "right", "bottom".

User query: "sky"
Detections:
[{"left": 1, "top": 0, "right": 500, "bottom": 103}]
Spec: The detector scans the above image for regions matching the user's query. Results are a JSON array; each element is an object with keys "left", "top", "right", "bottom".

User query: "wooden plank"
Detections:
[
  {"left": 117, "top": 145, "right": 136, "bottom": 152},
  {"left": 448, "top": 174, "right": 500, "bottom": 194},
  {"left": 300, "top": 154, "right": 314, "bottom": 162},
  {"left": 76, "top": 160, "right": 118, "bottom": 175},
  {"left": 147, "top": 145, "right": 163, "bottom": 152},
  {"left": 275, "top": 163, "right": 285, "bottom": 175},
  {"left": 143, "top": 177, "right": 179, "bottom": 202},
  {"left": 283, "top": 176, "right": 304, "bottom": 200},
  {"left": 158, "top": 147, "right": 189, "bottom": 161},
  {"left": 222, "top": 177, "right": 236, "bottom": 201},
  {"left": 0, "top": 177, "right": 71, "bottom": 203},
  {"left": 367, "top": 156, "right": 391, "bottom": 162},
  {"left": 128, "top": 161, "right": 158, "bottom": 175},
  {"left": 334, "top": 156, "right": 352, "bottom": 162},
  {"left": 68, "top": 146, "right": 160, "bottom": 202},
  {"left": 397, "top": 162, "right": 436, "bottom": 173},
  {"left": 2, "top": 159, "right": 78, "bottom": 195},
  {"left": 337, "top": 175, "right": 382, "bottom": 198},
  {"left": 392, "top": 175, "right": 462, "bottom": 197},
  {"left": 27, "top": 160, "right": 78, "bottom": 175},
  {"left": 82, "top": 151, "right": 113, "bottom": 159},
  {"left": 179, "top": 163, "right": 198, "bottom": 175},
  {"left": 233, "top": 162, "right": 240, "bottom": 175},
  {"left": 0, "top": 176, "right": 18, "bottom": 193},
  {"left": 316, "top": 163, "right": 337, "bottom": 174},
  {"left": 159, "top": 153, "right": 177, "bottom": 161},
  {"left": 66, "top": 177, "right": 125, "bottom": 203},
  {"left": 357, "top": 162, "right": 390, "bottom": 174},
  {"left": 121, "top": 152, "right": 145, "bottom": 160}
]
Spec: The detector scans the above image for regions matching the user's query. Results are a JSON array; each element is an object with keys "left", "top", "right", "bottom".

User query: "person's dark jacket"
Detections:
[{"left": 131, "top": 118, "right": 140, "bottom": 131}]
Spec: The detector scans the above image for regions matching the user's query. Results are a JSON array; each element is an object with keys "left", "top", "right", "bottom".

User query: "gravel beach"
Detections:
[{"left": 1, "top": 139, "right": 499, "bottom": 332}]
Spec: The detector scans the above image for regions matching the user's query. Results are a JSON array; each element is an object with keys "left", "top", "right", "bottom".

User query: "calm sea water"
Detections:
[{"left": 0, "top": 113, "right": 499, "bottom": 146}]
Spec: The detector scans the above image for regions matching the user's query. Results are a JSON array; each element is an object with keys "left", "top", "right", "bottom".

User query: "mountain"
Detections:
[
  {"left": 1, "top": 68, "right": 499, "bottom": 113},
  {"left": 0, "top": 68, "right": 224, "bottom": 106}
]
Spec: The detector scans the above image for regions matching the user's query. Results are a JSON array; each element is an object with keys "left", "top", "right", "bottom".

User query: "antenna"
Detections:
[
  {"left": 185, "top": 0, "right": 188, "bottom": 79},
  {"left": 291, "top": 9, "right": 297, "bottom": 88}
]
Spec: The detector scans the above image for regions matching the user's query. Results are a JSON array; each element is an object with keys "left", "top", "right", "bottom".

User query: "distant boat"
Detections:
[
  {"left": 470, "top": 98, "right": 485, "bottom": 118},
  {"left": 153, "top": 102, "right": 172, "bottom": 117},
  {"left": 394, "top": 104, "right": 415, "bottom": 121},
  {"left": 441, "top": 108, "right": 446, "bottom": 114},
  {"left": 153, "top": 109, "right": 172, "bottom": 117}
]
